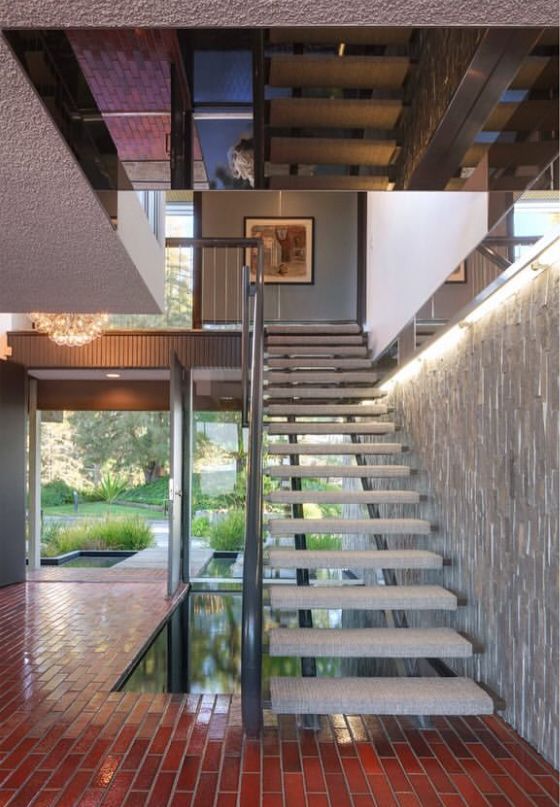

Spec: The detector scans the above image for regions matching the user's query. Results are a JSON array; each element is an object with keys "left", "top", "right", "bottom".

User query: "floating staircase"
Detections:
[
  {"left": 261, "top": 28, "right": 558, "bottom": 191},
  {"left": 262, "top": 321, "right": 494, "bottom": 717},
  {"left": 264, "top": 28, "right": 411, "bottom": 189}
]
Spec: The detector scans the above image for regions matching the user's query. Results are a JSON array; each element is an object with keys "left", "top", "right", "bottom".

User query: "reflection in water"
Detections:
[
  {"left": 190, "top": 593, "right": 241, "bottom": 692},
  {"left": 197, "top": 555, "right": 239, "bottom": 579},
  {"left": 123, "top": 590, "right": 352, "bottom": 695},
  {"left": 61, "top": 555, "right": 124, "bottom": 568}
]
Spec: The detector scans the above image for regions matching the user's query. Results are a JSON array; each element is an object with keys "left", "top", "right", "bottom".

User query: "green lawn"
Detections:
[{"left": 43, "top": 502, "right": 165, "bottom": 519}]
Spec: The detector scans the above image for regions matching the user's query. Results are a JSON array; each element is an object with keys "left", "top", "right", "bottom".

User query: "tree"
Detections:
[
  {"left": 109, "top": 247, "right": 193, "bottom": 329},
  {"left": 69, "top": 411, "right": 170, "bottom": 485}
]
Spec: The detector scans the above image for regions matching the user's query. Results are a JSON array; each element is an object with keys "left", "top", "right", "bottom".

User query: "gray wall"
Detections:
[
  {"left": 0, "top": 362, "right": 27, "bottom": 587},
  {"left": 201, "top": 191, "right": 357, "bottom": 322},
  {"left": 385, "top": 266, "right": 559, "bottom": 765},
  {"left": 417, "top": 249, "right": 503, "bottom": 322}
]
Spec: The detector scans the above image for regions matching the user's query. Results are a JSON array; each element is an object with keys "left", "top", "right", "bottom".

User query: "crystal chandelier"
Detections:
[{"left": 29, "top": 313, "right": 108, "bottom": 347}]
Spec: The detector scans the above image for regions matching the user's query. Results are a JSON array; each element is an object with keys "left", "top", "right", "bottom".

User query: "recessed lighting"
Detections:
[{"left": 105, "top": 372, "right": 121, "bottom": 379}]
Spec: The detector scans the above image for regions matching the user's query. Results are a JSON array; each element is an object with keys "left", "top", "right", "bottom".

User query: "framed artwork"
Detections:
[
  {"left": 244, "top": 217, "right": 314, "bottom": 284},
  {"left": 446, "top": 261, "right": 467, "bottom": 284}
]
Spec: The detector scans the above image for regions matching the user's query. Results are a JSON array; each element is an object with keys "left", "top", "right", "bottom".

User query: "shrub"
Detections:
[
  {"left": 42, "top": 517, "right": 154, "bottom": 557},
  {"left": 95, "top": 473, "right": 128, "bottom": 504},
  {"left": 41, "top": 519, "right": 64, "bottom": 546},
  {"left": 192, "top": 515, "right": 211, "bottom": 538},
  {"left": 208, "top": 510, "right": 245, "bottom": 551},
  {"left": 120, "top": 476, "right": 169, "bottom": 506},
  {"left": 79, "top": 487, "right": 105, "bottom": 503},
  {"left": 306, "top": 534, "right": 342, "bottom": 551},
  {"left": 41, "top": 479, "right": 75, "bottom": 507}
]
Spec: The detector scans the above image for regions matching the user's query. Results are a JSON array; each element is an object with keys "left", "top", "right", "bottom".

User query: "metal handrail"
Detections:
[
  {"left": 241, "top": 264, "right": 251, "bottom": 427},
  {"left": 166, "top": 236, "right": 266, "bottom": 734},
  {"left": 241, "top": 243, "right": 265, "bottom": 737}
]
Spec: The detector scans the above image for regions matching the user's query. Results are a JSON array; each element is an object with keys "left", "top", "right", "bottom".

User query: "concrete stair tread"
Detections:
[
  {"left": 266, "top": 422, "right": 396, "bottom": 435},
  {"left": 266, "top": 404, "right": 389, "bottom": 416},
  {"left": 266, "top": 490, "right": 420, "bottom": 504},
  {"left": 270, "top": 677, "right": 494, "bottom": 715},
  {"left": 268, "top": 335, "right": 364, "bottom": 345},
  {"left": 265, "top": 387, "right": 386, "bottom": 399},
  {"left": 266, "top": 548, "right": 441, "bottom": 569},
  {"left": 267, "top": 345, "right": 369, "bottom": 356},
  {"left": 265, "top": 371, "right": 379, "bottom": 384},
  {"left": 268, "top": 518, "right": 430, "bottom": 535},
  {"left": 270, "top": 585, "right": 457, "bottom": 610},
  {"left": 268, "top": 442, "right": 402, "bottom": 455},
  {"left": 267, "top": 464, "right": 410, "bottom": 478},
  {"left": 266, "top": 323, "right": 361, "bottom": 335},
  {"left": 269, "top": 627, "right": 472, "bottom": 658},
  {"left": 267, "top": 357, "right": 374, "bottom": 369}
]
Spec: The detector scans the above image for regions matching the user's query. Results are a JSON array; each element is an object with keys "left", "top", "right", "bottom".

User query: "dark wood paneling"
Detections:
[
  {"left": 0, "top": 362, "right": 26, "bottom": 587},
  {"left": 192, "top": 193, "right": 203, "bottom": 329},
  {"left": 8, "top": 330, "right": 241, "bottom": 369},
  {"left": 37, "top": 381, "right": 170, "bottom": 411}
]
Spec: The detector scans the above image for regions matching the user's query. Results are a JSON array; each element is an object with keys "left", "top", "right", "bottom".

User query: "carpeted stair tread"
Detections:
[
  {"left": 268, "top": 55, "right": 410, "bottom": 91},
  {"left": 265, "top": 387, "right": 386, "bottom": 399},
  {"left": 266, "top": 422, "right": 396, "bottom": 435},
  {"left": 269, "top": 627, "right": 472, "bottom": 657},
  {"left": 270, "top": 677, "right": 494, "bottom": 715},
  {"left": 266, "top": 323, "right": 361, "bottom": 335},
  {"left": 267, "top": 335, "right": 364, "bottom": 345},
  {"left": 267, "top": 464, "right": 410, "bottom": 478},
  {"left": 268, "top": 442, "right": 402, "bottom": 455},
  {"left": 266, "top": 548, "right": 441, "bottom": 569},
  {"left": 268, "top": 518, "right": 430, "bottom": 535},
  {"left": 266, "top": 489, "right": 420, "bottom": 504},
  {"left": 267, "top": 357, "right": 374, "bottom": 369},
  {"left": 265, "top": 371, "right": 379, "bottom": 384},
  {"left": 267, "top": 345, "right": 369, "bottom": 356},
  {"left": 269, "top": 97, "right": 403, "bottom": 130},
  {"left": 270, "top": 585, "right": 457, "bottom": 610},
  {"left": 266, "top": 404, "right": 389, "bottom": 416}
]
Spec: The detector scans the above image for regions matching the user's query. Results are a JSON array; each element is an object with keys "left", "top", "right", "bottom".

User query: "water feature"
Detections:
[
  {"left": 62, "top": 555, "right": 126, "bottom": 568},
  {"left": 121, "top": 587, "right": 346, "bottom": 695}
]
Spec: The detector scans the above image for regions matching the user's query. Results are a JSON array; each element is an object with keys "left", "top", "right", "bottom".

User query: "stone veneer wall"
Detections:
[{"left": 383, "top": 264, "right": 559, "bottom": 765}]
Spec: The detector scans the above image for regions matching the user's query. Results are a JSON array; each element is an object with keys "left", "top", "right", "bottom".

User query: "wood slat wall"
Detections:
[
  {"left": 37, "top": 381, "right": 170, "bottom": 411},
  {"left": 7, "top": 330, "right": 241, "bottom": 369}
]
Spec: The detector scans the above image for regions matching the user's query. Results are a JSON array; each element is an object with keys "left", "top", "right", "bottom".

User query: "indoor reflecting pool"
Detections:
[
  {"left": 121, "top": 588, "right": 400, "bottom": 696},
  {"left": 62, "top": 555, "right": 125, "bottom": 568}
]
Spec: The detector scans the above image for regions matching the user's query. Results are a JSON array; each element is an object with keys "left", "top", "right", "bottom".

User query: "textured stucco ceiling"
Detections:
[
  {"left": 0, "top": 36, "right": 162, "bottom": 315},
  {"left": 0, "top": 0, "right": 557, "bottom": 26}
]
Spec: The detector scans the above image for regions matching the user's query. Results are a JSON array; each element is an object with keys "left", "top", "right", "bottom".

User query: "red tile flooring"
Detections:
[{"left": 0, "top": 571, "right": 558, "bottom": 807}]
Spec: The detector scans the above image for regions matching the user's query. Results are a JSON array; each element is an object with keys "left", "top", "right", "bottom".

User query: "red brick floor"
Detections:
[{"left": 0, "top": 572, "right": 558, "bottom": 807}]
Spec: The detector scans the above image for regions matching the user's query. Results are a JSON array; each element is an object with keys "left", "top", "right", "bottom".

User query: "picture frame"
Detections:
[
  {"left": 244, "top": 216, "right": 315, "bottom": 285},
  {"left": 446, "top": 260, "right": 467, "bottom": 284}
]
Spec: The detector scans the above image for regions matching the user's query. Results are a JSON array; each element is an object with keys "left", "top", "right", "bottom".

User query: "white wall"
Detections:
[
  {"left": 365, "top": 192, "right": 488, "bottom": 356},
  {"left": 117, "top": 192, "right": 165, "bottom": 311},
  {"left": 0, "top": 35, "right": 164, "bottom": 316}
]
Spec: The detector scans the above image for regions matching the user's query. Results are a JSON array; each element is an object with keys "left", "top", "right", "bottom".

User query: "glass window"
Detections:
[
  {"left": 513, "top": 191, "right": 560, "bottom": 260},
  {"left": 109, "top": 201, "right": 194, "bottom": 329}
]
